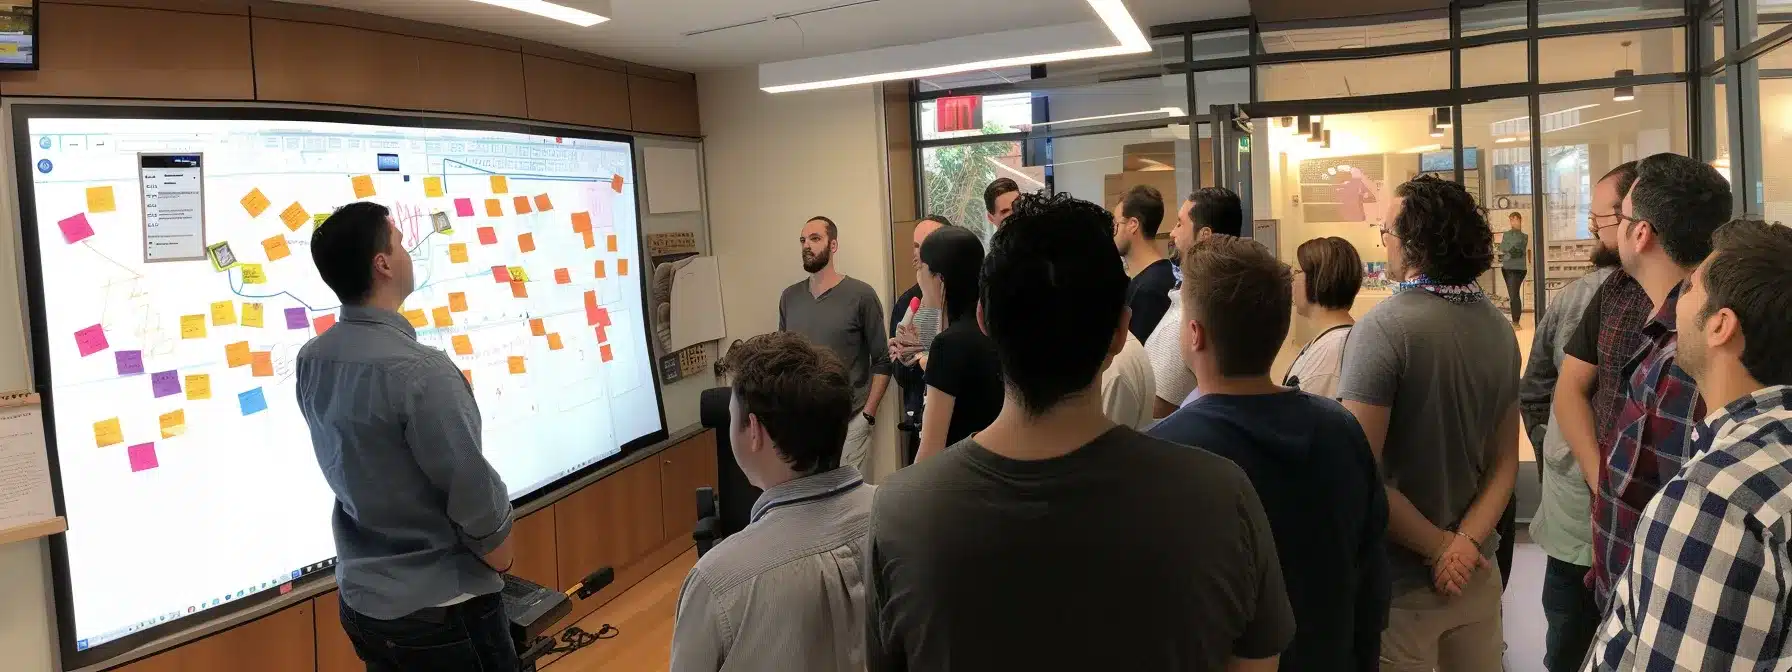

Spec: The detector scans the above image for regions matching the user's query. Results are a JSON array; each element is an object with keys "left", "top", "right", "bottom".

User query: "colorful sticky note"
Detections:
[
  {"left": 262, "top": 235, "right": 291, "bottom": 262},
  {"left": 554, "top": 268, "right": 571, "bottom": 284},
  {"left": 530, "top": 318, "right": 546, "bottom": 336},
  {"left": 485, "top": 199, "right": 503, "bottom": 217},
  {"left": 513, "top": 195, "right": 532, "bottom": 214},
  {"left": 185, "top": 374, "right": 211, "bottom": 400},
  {"left": 150, "top": 370, "right": 181, "bottom": 398},
  {"left": 94, "top": 418, "right": 123, "bottom": 447},
  {"left": 423, "top": 176, "right": 445, "bottom": 198},
  {"left": 477, "top": 227, "right": 498, "bottom": 245},
  {"left": 581, "top": 230, "right": 595, "bottom": 249},
  {"left": 313, "top": 313, "right": 337, "bottom": 335},
  {"left": 600, "top": 344, "right": 614, "bottom": 362},
  {"left": 240, "top": 263, "right": 267, "bottom": 285},
  {"left": 584, "top": 290, "right": 601, "bottom": 326},
  {"left": 225, "top": 341, "right": 252, "bottom": 368},
  {"left": 159, "top": 410, "right": 186, "bottom": 439},
  {"left": 510, "top": 281, "right": 528, "bottom": 298},
  {"left": 455, "top": 198, "right": 475, "bottom": 218},
  {"left": 595, "top": 324, "right": 608, "bottom": 343},
  {"left": 313, "top": 213, "right": 329, "bottom": 226},
  {"left": 610, "top": 174, "right": 624, "bottom": 193},
  {"left": 534, "top": 194, "right": 553, "bottom": 212},
  {"left": 507, "top": 266, "right": 530, "bottom": 283},
  {"left": 547, "top": 333, "right": 564, "bottom": 351},
  {"left": 452, "top": 334, "right": 473, "bottom": 356},
  {"left": 491, "top": 175, "right": 509, "bottom": 194},
  {"left": 618, "top": 259, "right": 630, "bottom": 276},
  {"left": 211, "top": 300, "right": 237, "bottom": 326},
  {"left": 128, "top": 443, "right": 159, "bottom": 472},
  {"left": 492, "top": 266, "right": 511, "bottom": 283},
  {"left": 251, "top": 351, "right": 273, "bottom": 377},
  {"left": 284, "top": 307, "right": 308, "bottom": 330},
  {"left": 606, "top": 234, "right": 619, "bottom": 252},
  {"left": 595, "top": 307, "right": 612, "bottom": 327},
  {"left": 242, "top": 303, "right": 264, "bottom": 328},
  {"left": 74, "top": 324, "right": 109, "bottom": 357},
  {"left": 448, "top": 243, "right": 469, "bottom": 263},
  {"left": 403, "top": 309, "right": 428, "bottom": 327},
  {"left": 115, "top": 350, "right": 144, "bottom": 375},
  {"left": 241, "top": 188, "right": 271, "bottom": 218},
  {"left": 517, "top": 233, "right": 536, "bottom": 253},
  {"left": 352, "top": 175, "right": 376, "bottom": 199},
  {"left": 432, "top": 306, "right": 454, "bottom": 328},
  {"left": 571, "top": 212, "right": 593, "bottom": 233},
  {"left": 181, "top": 314, "right": 207, "bottom": 339},
  {"left": 87, "top": 185, "right": 117, "bottom": 213},
  {"left": 508, "top": 356, "right": 526, "bottom": 374},
  {"left": 280, "top": 202, "right": 310, "bottom": 231},
  {"left": 238, "top": 387, "right": 267, "bottom": 416},
  {"left": 449, "top": 292, "right": 468, "bottom": 313},
  {"left": 59, "top": 213, "right": 94, "bottom": 244},
  {"left": 594, "top": 260, "right": 606, "bottom": 278},
  {"left": 462, "top": 370, "right": 473, "bottom": 386}
]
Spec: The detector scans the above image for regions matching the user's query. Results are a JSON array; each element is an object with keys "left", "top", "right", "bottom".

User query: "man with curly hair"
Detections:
[{"left": 1338, "top": 175, "right": 1521, "bottom": 672}]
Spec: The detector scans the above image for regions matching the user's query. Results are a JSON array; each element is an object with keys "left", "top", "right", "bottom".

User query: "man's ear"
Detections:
[
  {"left": 1708, "top": 306, "right": 1741, "bottom": 350},
  {"left": 976, "top": 299, "right": 988, "bottom": 336},
  {"left": 1190, "top": 320, "right": 1208, "bottom": 353}
]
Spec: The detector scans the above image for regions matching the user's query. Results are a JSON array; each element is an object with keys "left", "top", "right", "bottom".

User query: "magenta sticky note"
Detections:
[
  {"left": 285, "top": 307, "right": 308, "bottom": 329},
  {"left": 454, "top": 198, "right": 475, "bottom": 217},
  {"left": 59, "top": 213, "right": 94, "bottom": 244},
  {"left": 128, "top": 443, "right": 158, "bottom": 472},
  {"left": 74, "top": 324, "right": 108, "bottom": 357},
  {"left": 115, "top": 350, "right": 143, "bottom": 375},
  {"left": 149, "top": 370, "right": 181, "bottom": 398}
]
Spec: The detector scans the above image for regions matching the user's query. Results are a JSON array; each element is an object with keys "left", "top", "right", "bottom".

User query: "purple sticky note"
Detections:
[
  {"left": 285, "top": 307, "right": 308, "bottom": 329},
  {"left": 115, "top": 350, "right": 144, "bottom": 375},
  {"left": 150, "top": 370, "right": 181, "bottom": 398},
  {"left": 59, "top": 213, "right": 94, "bottom": 244},
  {"left": 127, "top": 443, "right": 158, "bottom": 472},
  {"left": 73, "top": 324, "right": 108, "bottom": 357},
  {"left": 454, "top": 197, "right": 475, "bottom": 218}
]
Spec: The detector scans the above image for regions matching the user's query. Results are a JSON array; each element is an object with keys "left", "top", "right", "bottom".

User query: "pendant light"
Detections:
[
  {"left": 1429, "top": 111, "right": 1444, "bottom": 138},
  {"left": 1613, "top": 41, "right": 1636, "bottom": 102},
  {"left": 1297, "top": 115, "right": 1311, "bottom": 135},
  {"left": 1310, "top": 117, "right": 1325, "bottom": 142},
  {"left": 1321, "top": 129, "right": 1332, "bottom": 149},
  {"left": 1434, "top": 106, "right": 1453, "bottom": 128}
]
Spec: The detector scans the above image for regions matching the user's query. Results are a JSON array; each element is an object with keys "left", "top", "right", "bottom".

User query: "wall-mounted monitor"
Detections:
[{"left": 0, "top": 1, "right": 35, "bottom": 70}]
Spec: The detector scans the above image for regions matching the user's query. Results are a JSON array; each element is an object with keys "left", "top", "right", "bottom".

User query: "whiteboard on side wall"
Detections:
[{"left": 644, "top": 146, "right": 702, "bottom": 214}]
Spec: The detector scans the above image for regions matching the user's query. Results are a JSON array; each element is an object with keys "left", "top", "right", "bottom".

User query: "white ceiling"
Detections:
[{"left": 280, "top": 0, "right": 1248, "bottom": 72}]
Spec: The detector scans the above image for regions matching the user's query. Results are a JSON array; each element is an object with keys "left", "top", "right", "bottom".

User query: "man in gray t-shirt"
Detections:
[{"left": 778, "top": 216, "right": 891, "bottom": 473}]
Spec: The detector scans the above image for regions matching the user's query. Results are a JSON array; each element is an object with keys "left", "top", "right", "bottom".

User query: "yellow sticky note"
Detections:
[
  {"left": 352, "top": 175, "right": 376, "bottom": 199},
  {"left": 508, "top": 356, "right": 526, "bottom": 374},
  {"left": 452, "top": 334, "right": 473, "bottom": 356},
  {"left": 507, "top": 266, "right": 530, "bottom": 283},
  {"left": 159, "top": 410, "right": 186, "bottom": 439},
  {"left": 211, "top": 300, "right": 236, "bottom": 326},
  {"left": 185, "top": 374, "right": 212, "bottom": 400},
  {"left": 225, "top": 341, "right": 252, "bottom": 368},
  {"left": 280, "top": 202, "right": 310, "bottom": 231},
  {"left": 263, "top": 235, "right": 291, "bottom": 262},
  {"left": 240, "top": 188, "right": 270, "bottom": 218},
  {"left": 432, "top": 306, "right": 454, "bottom": 328},
  {"left": 449, "top": 292, "right": 468, "bottom": 313},
  {"left": 424, "top": 176, "right": 445, "bottom": 198},
  {"left": 240, "top": 263, "right": 267, "bottom": 285},
  {"left": 448, "top": 243, "right": 469, "bottom": 264},
  {"left": 181, "top": 314, "right": 207, "bottom": 339},
  {"left": 313, "top": 213, "right": 329, "bottom": 226},
  {"left": 491, "top": 175, "right": 509, "bottom": 194},
  {"left": 94, "top": 418, "right": 123, "bottom": 447},
  {"left": 547, "top": 333, "right": 564, "bottom": 351},
  {"left": 242, "top": 303, "right": 264, "bottom": 328},
  {"left": 485, "top": 199, "right": 504, "bottom": 217},
  {"left": 403, "top": 309, "right": 428, "bottom": 328},
  {"left": 87, "top": 185, "right": 117, "bottom": 214}
]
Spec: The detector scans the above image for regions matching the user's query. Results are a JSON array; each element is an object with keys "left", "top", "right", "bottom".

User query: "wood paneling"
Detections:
[
  {"left": 553, "top": 458, "right": 665, "bottom": 625},
  {"left": 311, "top": 592, "right": 360, "bottom": 672},
  {"left": 523, "top": 55, "right": 632, "bottom": 130},
  {"left": 0, "top": 3, "right": 253, "bottom": 99},
  {"left": 48, "top": 0, "right": 247, "bottom": 14},
  {"left": 891, "top": 219, "right": 918, "bottom": 294},
  {"left": 658, "top": 431, "right": 719, "bottom": 547},
  {"left": 113, "top": 602, "right": 315, "bottom": 672},
  {"left": 520, "top": 42, "right": 630, "bottom": 74},
  {"left": 412, "top": 38, "right": 528, "bottom": 119},
  {"left": 628, "top": 75, "right": 700, "bottom": 137},
  {"left": 510, "top": 508, "right": 560, "bottom": 590},
  {"left": 251, "top": 18, "right": 422, "bottom": 110},
  {"left": 884, "top": 82, "right": 918, "bottom": 224},
  {"left": 247, "top": 1, "right": 521, "bottom": 51}
]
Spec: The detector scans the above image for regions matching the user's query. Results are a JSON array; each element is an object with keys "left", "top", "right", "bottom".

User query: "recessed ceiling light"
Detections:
[{"left": 468, "top": 0, "right": 610, "bottom": 27}]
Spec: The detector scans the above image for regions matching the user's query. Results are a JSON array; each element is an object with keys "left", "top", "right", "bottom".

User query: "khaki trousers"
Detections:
[{"left": 1380, "top": 565, "right": 1505, "bottom": 672}]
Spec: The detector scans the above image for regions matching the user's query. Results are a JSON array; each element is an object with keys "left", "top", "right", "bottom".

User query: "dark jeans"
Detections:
[
  {"left": 1541, "top": 557, "right": 1601, "bottom": 672},
  {"left": 340, "top": 593, "right": 518, "bottom": 672},
  {"left": 1503, "top": 269, "right": 1527, "bottom": 323},
  {"left": 1497, "top": 495, "right": 1516, "bottom": 591}
]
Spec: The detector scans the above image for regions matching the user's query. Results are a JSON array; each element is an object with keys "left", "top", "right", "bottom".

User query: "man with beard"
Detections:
[
  {"left": 779, "top": 216, "right": 892, "bottom": 474},
  {"left": 1518, "top": 162, "right": 1633, "bottom": 672},
  {"left": 1114, "top": 185, "right": 1173, "bottom": 342},
  {"left": 1143, "top": 187, "right": 1243, "bottom": 418}
]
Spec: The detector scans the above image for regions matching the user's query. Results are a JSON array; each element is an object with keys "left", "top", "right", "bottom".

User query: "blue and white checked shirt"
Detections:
[{"left": 1584, "top": 385, "right": 1792, "bottom": 671}]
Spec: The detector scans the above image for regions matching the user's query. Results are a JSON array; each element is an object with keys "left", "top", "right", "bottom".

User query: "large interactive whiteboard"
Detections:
[{"left": 13, "top": 105, "right": 667, "bottom": 665}]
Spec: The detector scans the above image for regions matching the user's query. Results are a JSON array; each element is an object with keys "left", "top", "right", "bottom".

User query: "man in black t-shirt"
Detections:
[
  {"left": 1114, "top": 184, "right": 1175, "bottom": 342},
  {"left": 867, "top": 192, "right": 1294, "bottom": 672},
  {"left": 888, "top": 215, "right": 952, "bottom": 466}
]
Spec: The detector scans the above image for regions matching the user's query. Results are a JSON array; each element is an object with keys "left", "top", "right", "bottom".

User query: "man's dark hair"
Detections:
[
  {"left": 1700, "top": 219, "right": 1792, "bottom": 386},
  {"left": 1296, "top": 236, "right": 1363, "bottom": 311},
  {"left": 1183, "top": 235, "right": 1293, "bottom": 377},
  {"left": 1601, "top": 161, "right": 1639, "bottom": 202},
  {"left": 1508, "top": 212, "right": 1522, "bottom": 221},
  {"left": 921, "top": 214, "right": 955, "bottom": 228},
  {"left": 983, "top": 178, "right": 1020, "bottom": 215},
  {"left": 1628, "top": 153, "right": 1732, "bottom": 268},
  {"left": 981, "top": 192, "right": 1128, "bottom": 415},
  {"left": 311, "top": 201, "right": 393, "bottom": 304},
  {"left": 1391, "top": 175, "right": 1494, "bottom": 284},
  {"left": 1187, "top": 187, "right": 1244, "bottom": 237},
  {"left": 918, "top": 226, "right": 985, "bottom": 324},
  {"left": 1119, "top": 185, "right": 1165, "bottom": 238},
  {"left": 718, "top": 332, "right": 853, "bottom": 474},
  {"left": 807, "top": 215, "right": 839, "bottom": 241}
]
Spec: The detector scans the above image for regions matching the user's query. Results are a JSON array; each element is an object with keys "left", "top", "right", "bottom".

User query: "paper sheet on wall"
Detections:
[
  {"left": 643, "top": 146, "right": 702, "bottom": 214},
  {"left": 669, "top": 256, "right": 726, "bottom": 352},
  {"left": 0, "top": 393, "right": 55, "bottom": 532}
]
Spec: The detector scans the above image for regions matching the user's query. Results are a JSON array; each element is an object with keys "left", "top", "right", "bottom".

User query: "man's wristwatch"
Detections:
[{"left": 862, "top": 412, "right": 876, "bottom": 426}]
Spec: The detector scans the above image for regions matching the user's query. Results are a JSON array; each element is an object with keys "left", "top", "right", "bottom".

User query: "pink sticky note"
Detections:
[
  {"left": 59, "top": 213, "right": 94, "bottom": 244},
  {"left": 73, "top": 324, "right": 108, "bottom": 357},
  {"left": 454, "top": 198, "right": 475, "bottom": 218},
  {"left": 127, "top": 443, "right": 159, "bottom": 472}
]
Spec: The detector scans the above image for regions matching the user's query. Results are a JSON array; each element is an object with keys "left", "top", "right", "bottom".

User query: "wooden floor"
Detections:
[{"left": 538, "top": 548, "right": 696, "bottom": 672}]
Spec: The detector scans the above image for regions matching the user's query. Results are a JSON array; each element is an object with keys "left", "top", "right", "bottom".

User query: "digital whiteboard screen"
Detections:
[{"left": 13, "top": 105, "right": 666, "bottom": 665}]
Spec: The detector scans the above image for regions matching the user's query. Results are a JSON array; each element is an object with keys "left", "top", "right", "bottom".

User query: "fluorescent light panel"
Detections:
[
  {"left": 762, "top": 0, "right": 1150, "bottom": 93},
  {"left": 468, "top": 0, "right": 610, "bottom": 27},
  {"left": 1029, "top": 107, "right": 1183, "bottom": 128}
]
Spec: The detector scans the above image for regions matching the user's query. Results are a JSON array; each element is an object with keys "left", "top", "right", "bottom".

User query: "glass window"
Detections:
[
  {"left": 1258, "top": 13, "right": 1448, "bottom": 53},
  {"left": 1538, "top": 28, "right": 1685, "bottom": 84},
  {"left": 1191, "top": 68, "right": 1250, "bottom": 116},
  {"left": 922, "top": 141, "right": 1044, "bottom": 241},
  {"left": 1538, "top": 0, "right": 1682, "bottom": 29},
  {"left": 1462, "top": 0, "right": 1527, "bottom": 37},
  {"left": 1033, "top": 76, "right": 1189, "bottom": 132},
  {"left": 1257, "top": 51, "right": 1450, "bottom": 101},
  {"left": 1759, "top": 75, "right": 1792, "bottom": 222},
  {"left": 1712, "top": 75, "right": 1731, "bottom": 182},
  {"left": 916, "top": 66, "right": 1033, "bottom": 93},
  {"left": 1461, "top": 41, "right": 1528, "bottom": 88},
  {"left": 1190, "top": 29, "right": 1249, "bottom": 63},
  {"left": 1754, "top": 0, "right": 1792, "bottom": 42},
  {"left": 918, "top": 93, "right": 1034, "bottom": 141},
  {"left": 1048, "top": 125, "right": 1193, "bottom": 225},
  {"left": 1459, "top": 97, "right": 1538, "bottom": 319}
]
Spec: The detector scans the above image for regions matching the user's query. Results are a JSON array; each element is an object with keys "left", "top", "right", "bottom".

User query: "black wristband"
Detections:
[{"left": 862, "top": 412, "right": 875, "bottom": 426}]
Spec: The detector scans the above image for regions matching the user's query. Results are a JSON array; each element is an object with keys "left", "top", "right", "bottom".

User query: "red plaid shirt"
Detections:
[
  {"left": 1589, "top": 281, "right": 1706, "bottom": 608},
  {"left": 1591, "top": 273, "right": 1652, "bottom": 441}
]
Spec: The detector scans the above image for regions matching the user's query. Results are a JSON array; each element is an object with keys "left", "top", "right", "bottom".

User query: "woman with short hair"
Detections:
[{"left": 1286, "top": 236, "right": 1363, "bottom": 399}]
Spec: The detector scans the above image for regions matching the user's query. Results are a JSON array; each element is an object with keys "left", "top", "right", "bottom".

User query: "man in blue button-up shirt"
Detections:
[{"left": 297, "top": 202, "right": 517, "bottom": 672}]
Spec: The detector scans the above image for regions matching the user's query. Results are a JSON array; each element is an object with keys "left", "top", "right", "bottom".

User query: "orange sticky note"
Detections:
[
  {"left": 490, "top": 175, "right": 509, "bottom": 194},
  {"left": 448, "top": 243, "right": 469, "bottom": 263},
  {"left": 352, "top": 175, "right": 376, "bottom": 199},
  {"left": 462, "top": 369, "right": 473, "bottom": 386},
  {"left": 159, "top": 409, "right": 186, "bottom": 439},
  {"left": 610, "top": 174, "right": 624, "bottom": 193},
  {"left": 554, "top": 268, "right": 571, "bottom": 284},
  {"left": 618, "top": 259, "right": 630, "bottom": 276},
  {"left": 280, "top": 202, "right": 310, "bottom": 231},
  {"left": 313, "top": 314, "right": 337, "bottom": 335},
  {"left": 508, "top": 356, "right": 526, "bottom": 374},
  {"left": 452, "top": 334, "right": 473, "bottom": 356},
  {"left": 571, "top": 212, "right": 593, "bottom": 233},
  {"left": 518, "top": 233, "right": 535, "bottom": 253},
  {"left": 402, "top": 309, "right": 428, "bottom": 327},
  {"left": 530, "top": 318, "right": 546, "bottom": 336},
  {"left": 423, "top": 176, "right": 445, "bottom": 198},
  {"left": 534, "top": 194, "right": 553, "bottom": 212},
  {"left": 251, "top": 351, "right": 273, "bottom": 377},
  {"left": 449, "top": 292, "right": 468, "bottom": 312},
  {"left": 547, "top": 333, "right": 564, "bottom": 351},
  {"left": 511, "top": 281, "right": 528, "bottom": 298},
  {"left": 432, "top": 306, "right": 454, "bottom": 328},
  {"left": 485, "top": 199, "right": 503, "bottom": 217},
  {"left": 240, "top": 188, "right": 271, "bottom": 218},
  {"left": 594, "top": 260, "right": 607, "bottom": 278},
  {"left": 225, "top": 341, "right": 252, "bottom": 368},
  {"left": 262, "top": 234, "right": 291, "bottom": 262},
  {"left": 582, "top": 230, "right": 595, "bottom": 249},
  {"left": 606, "top": 234, "right": 618, "bottom": 252},
  {"left": 600, "top": 344, "right": 614, "bottom": 362},
  {"left": 477, "top": 227, "right": 498, "bottom": 245},
  {"left": 513, "top": 195, "right": 532, "bottom": 214}
]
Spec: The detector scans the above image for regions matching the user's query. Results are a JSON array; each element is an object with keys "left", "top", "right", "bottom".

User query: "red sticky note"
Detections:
[
  {"left": 59, "top": 213, "right": 95, "bottom": 244},
  {"left": 571, "top": 212, "right": 593, "bottom": 233},
  {"left": 610, "top": 174, "right": 624, "bottom": 193},
  {"left": 511, "top": 281, "right": 529, "bottom": 298},
  {"left": 74, "top": 324, "right": 109, "bottom": 357},
  {"left": 513, "top": 195, "right": 532, "bottom": 214},
  {"left": 312, "top": 314, "right": 337, "bottom": 335},
  {"left": 518, "top": 233, "right": 536, "bottom": 253},
  {"left": 128, "top": 443, "right": 159, "bottom": 472},
  {"left": 600, "top": 344, "right": 614, "bottom": 362},
  {"left": 492, "top": 265, "right": 512, "bottom": 283},
  {"left": 454, "top": 198, "right": 475, "bottom": 218},
  {"left": 477, "top": 227, "right": 498, "bottom": 245},
  {"left": 595, "top": 324, "right": 608, "bottom": 343},
  {"left": 534, "top": 194, "right": 553, "bottom": 212},
  {"left": 581, "top": 230, "right": 595, "bottom": 249},
  {"left": 554, "top": 268, "right": 571, "bottom": 284},
  {"left": 584, "top": 290, "right": 601, "bottom": 326},
  {"left": 595, "top": 307, "right": 612, "bottom": 327}
]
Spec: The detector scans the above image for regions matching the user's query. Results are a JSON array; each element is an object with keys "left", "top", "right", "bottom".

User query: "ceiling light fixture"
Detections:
[
  {"left": 1321, "top": 129, "right": 1332, "bottom": 149},
  {"left": 1310, "top": 119, "right": 1324, "bottom": 142},
  {"left": 467, "top": 0, "right": 610, "bottom": 27},
  {"left": 1434, "top": 107, "right": 1453, "bottom": 128},
  {"left": 760, "top": 0, "right": 1149, "bottom": 93},
  {"left": 1613, "top": 41, "right": 1636, "bottom": 101},
  {"left": 1429, "top": 112, "right": 1444, "bottom": 138},
  {"left": 1027, "top": 107, "right": 1183, "bottom": 128}
]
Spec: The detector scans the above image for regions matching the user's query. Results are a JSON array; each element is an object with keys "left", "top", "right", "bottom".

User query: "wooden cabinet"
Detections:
[
  {"left": 552, "top": 456, "right": 665, "bottom": 625},
  {"left": 251, "top": 18, "right": 423, "bottom": 110},
  {"left": 0, "top": 3, "right": 253, "bottom": 100},
  {"left": 628, "top": 74, "right": 701, "bottom": 137},
  {"left": 509, "top": 507, "right": 560, "bottom": 590},
  {"left": 523, "top": 54, "right": 633, "bottom": 130},
  {"left": 113, "top": 602, "right": 315, "bottom": 672},
  {"left": 659, "top": 430, "right": 720, "bottom": 547},
  {"left": 312, "top": 591, "right": 360, "bottom": 672},
  {"left": 411, "top": 38, "right": 529, "bottom": 119}
]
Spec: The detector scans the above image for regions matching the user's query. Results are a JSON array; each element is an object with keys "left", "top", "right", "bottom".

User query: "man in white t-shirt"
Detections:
[
  {"left": 1100, "top": 334, "right": 1155, "bottom": 429},
  {"left": 1145, "top": 187, "right": 1243, "bottom": 418}
]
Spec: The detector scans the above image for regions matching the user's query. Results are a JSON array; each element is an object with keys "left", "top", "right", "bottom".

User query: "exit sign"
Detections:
[{"left": 936, "top": 96, "right": 983, "bottom": 133}]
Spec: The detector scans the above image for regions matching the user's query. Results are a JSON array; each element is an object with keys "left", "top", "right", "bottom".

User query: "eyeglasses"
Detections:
[{"left": 1589, "top": 211, "right": 1622, "bottom": 233}]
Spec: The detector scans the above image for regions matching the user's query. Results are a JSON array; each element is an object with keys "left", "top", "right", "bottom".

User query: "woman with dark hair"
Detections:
[
  {"left": 1286, "top": 237, "right": 1364, "bottom": 399},
  {"left": 914, "top": 226, "right": 1002, "bottom": 462}
]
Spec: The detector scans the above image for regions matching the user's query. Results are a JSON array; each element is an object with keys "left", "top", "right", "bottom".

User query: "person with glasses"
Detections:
[{"left": 1286, "top": 237, "right": 1363, "bottom": 399}]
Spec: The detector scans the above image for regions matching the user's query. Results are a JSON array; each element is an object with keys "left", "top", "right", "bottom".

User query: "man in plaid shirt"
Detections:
[
  {"left": 1583, "top": 154, "right": 1731, "bottom": 610},
  {"left": 1586, "top": 218, "right": 1792, "bottom": 670}
]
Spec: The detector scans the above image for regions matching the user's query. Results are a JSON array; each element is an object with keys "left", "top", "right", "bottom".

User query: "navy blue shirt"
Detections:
[{"left": 1149, "top": 390, "right": 1389, "bottom": 672}]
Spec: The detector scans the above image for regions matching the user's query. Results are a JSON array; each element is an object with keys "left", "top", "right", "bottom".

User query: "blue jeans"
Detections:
[
  {"left": 1541, "top": 557, "right": 1600, "bottom": 672},
  {"left": 339, "top": 593, "right": 518, "bottom": 672}
]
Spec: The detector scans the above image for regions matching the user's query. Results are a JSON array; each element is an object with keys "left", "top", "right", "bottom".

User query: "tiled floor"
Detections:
[{"left": 1504, "top": 543, "right": 1550, "bottom": 670}]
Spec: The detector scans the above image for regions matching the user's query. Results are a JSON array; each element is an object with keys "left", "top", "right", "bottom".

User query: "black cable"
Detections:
[{"left": 539, "top": 624, "right": 620, "bottom": 658}]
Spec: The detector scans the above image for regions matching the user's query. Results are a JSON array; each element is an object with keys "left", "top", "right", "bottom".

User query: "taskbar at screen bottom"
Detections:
[{"left": 74, "top": 557, "right": 338, "bottom": 652}]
